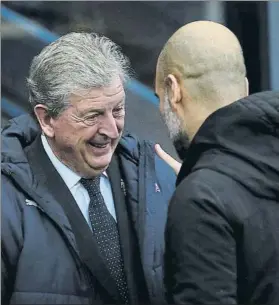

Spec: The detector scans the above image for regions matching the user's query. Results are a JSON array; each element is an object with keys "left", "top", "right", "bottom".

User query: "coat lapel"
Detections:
[{"left": 25, "top": 136, "right": 120, "bottom": 302}]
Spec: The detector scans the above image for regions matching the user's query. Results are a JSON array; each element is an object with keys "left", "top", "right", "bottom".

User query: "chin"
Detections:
[
  {"left": 172, "top": 132, "right": 191, "bottom": 161},
  {"left": 91, "top": 152, "right": 113, "bottom": 169},
  {"left": 82, "top": 161, "right": 109, "bottom": 178}
]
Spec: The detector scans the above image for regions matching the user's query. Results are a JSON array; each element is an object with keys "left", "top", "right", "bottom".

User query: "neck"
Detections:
[
  {"left": 183, "top": 104, "right": 211, "bottom": 141},
  {"left": 186, "top": 96, "right": 240, "bottom": 140},
  {"left": 44, "top": 136, "right": 79, "bottom": 174}
]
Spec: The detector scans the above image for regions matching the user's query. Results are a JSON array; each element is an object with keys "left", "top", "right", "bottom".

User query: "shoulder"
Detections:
[
  {"left": 121, "top": 132, "right": 176, "bottom": 173},
  {"left": 118, "top": 133, "right": 176, "bottom": 195},
  {"left": 1, "top": 174, "right": 25, "bottom": 249},
  {"left": 1, "top": 174, "right": 25, "bottom": 225},
  {"left": 176, "top": 166, "right": 238, "bottom": 203},
  {"left": 169, "top": 169, "right": 231, "bottom": 222},
  {"left": 166, "top": 169, "right": 237, "bottom": 250},
  {"left": 2, "top": 173, "right": 20, "bottom": 201},
  {"left": 118, "top": 133, "right": 141, "bottom": 161}
]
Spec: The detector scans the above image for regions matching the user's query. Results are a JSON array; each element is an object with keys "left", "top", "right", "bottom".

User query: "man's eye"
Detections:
[
  {"left": 85, "top": 114, "right": 99, "bottom": 120},
  {"left": 82, "top": 114, "right": 99, "bottom": 125},
  {"left": 114, "top": 107, "right": 124, "bottom": 113}
]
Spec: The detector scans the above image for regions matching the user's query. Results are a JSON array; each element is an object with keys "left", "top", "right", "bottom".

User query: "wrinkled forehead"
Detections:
[{"left": 70, "top": 81, "right": 126, "bottom": 110}]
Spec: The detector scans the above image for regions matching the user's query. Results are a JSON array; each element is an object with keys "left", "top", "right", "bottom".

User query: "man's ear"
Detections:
[
  {"left": 164, "top": 74, "right": 182, "bottom": 112},
  {"left": 34, "top": 105, "right": 55, "bottom": 137},
  {"left": 245, "top": 77, "right": 249, "bottom": 96}
]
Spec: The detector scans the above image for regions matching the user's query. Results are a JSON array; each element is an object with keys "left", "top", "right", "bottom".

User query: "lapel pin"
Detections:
[{"left": 155, "top": 183, "right": 161, "bottom": 193}]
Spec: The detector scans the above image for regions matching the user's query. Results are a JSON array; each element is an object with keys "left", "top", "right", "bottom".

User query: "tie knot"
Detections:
[{"left": 80, "top": 176, "right": 101, "bottom": 194}]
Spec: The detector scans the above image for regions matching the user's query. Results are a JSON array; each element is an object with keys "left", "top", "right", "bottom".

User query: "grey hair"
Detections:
[{"left": 27, "top": 32, "right": 132, "bottom": 117}]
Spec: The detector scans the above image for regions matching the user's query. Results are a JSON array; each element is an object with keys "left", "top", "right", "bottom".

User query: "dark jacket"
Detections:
[
  {"left": 1, "top": 114, "right": 176, "bottom": 304},
  {"left": 165, "top": 91, "right": 279, "bottom": 304}
]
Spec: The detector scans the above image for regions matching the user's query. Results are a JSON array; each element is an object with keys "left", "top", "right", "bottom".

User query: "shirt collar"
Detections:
[{"left": 41, "top": 135, "right": 107, "bottom": 189}]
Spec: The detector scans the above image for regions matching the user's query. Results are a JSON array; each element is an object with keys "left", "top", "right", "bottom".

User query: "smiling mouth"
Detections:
[{"left": 89, "top": 142, "right": 110, "bottom": 149}]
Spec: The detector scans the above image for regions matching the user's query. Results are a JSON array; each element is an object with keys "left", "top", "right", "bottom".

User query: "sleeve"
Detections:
[
  {"left": 164, "top": 177, "right": 237, "bottom": 304},
  {"left": 2, "top": 246, "right": 14, "bottom": 303},
  {"left": 1, "top": 176, "right": 24, "bottom": 303}
]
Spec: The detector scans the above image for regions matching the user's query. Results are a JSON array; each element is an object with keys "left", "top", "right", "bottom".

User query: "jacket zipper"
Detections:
[{"left": 138, "top": 140, "right": 158, "bottom": 301}]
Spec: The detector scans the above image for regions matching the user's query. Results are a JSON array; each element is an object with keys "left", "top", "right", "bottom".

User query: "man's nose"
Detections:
[{"left": 99, "top": 113, "right": 120, "bottom": 139}]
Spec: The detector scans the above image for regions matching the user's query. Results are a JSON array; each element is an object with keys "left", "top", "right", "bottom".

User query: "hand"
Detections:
[{"left": 155, "top": 144, "right": 182, "bottom": 175}]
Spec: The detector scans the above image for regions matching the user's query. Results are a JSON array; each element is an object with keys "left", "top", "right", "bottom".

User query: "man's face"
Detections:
[
  {"left": 49, "top": 79, "right": 125, "bottom": 178},
  {"left": 155, "top": 63, "right": 190, "bottom": 160},
  {"left": 161, "top": 91, "right": 190, "bottom": 160}
]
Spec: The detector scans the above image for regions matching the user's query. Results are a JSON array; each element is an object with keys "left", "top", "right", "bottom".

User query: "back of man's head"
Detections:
[{"left": 157, "top": 21, "right": 248, "bottom": 107}]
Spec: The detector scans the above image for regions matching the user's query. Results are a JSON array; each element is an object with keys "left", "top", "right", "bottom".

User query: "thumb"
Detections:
[{"left": 155, "top": 144, "right": 182, "bottom": 175}]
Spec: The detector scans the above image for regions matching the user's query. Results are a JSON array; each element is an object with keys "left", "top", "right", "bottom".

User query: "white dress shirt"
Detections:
[{"left": 41, "top": 135, "right": 117, "bottom": 227}]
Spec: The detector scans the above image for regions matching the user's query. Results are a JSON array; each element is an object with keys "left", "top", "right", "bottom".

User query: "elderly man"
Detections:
[
  {"left": 155, "top": 21, "right": 279, "bottom": 304},
  {"left": 1, "top": 32, "right": 175, "bottom": 304}
]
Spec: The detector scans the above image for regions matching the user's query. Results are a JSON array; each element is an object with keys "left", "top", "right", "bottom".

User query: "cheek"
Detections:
[
  {"left": 116, "top": 117, "right": 125, "bottom": 131},
  {"left": 52, "top": 121, "right": 85, "bottom": 146},
  {"left": 159, "top": 99, "right": 164, "bottom": 114},
  {"left": 77, "top": 125, "right": 100, "bottom": 147}
]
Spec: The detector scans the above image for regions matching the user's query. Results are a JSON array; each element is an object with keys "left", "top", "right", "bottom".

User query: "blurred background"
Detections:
[{"left": 1, "top": 1, "right": 279, "bottom": 156}]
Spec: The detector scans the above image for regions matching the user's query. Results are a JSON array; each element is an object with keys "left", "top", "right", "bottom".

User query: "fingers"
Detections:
[{"left": 155, "top": 144, "right": 182, "bottom": 175}]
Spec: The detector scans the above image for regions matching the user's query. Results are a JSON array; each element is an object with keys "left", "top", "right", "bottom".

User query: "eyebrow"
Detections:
[
  {"left": 116, "top": 99, "right": 125, "bottom": 105},
  {"left": 80, "top": 100, "right": 125, "bottom": 115}
]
